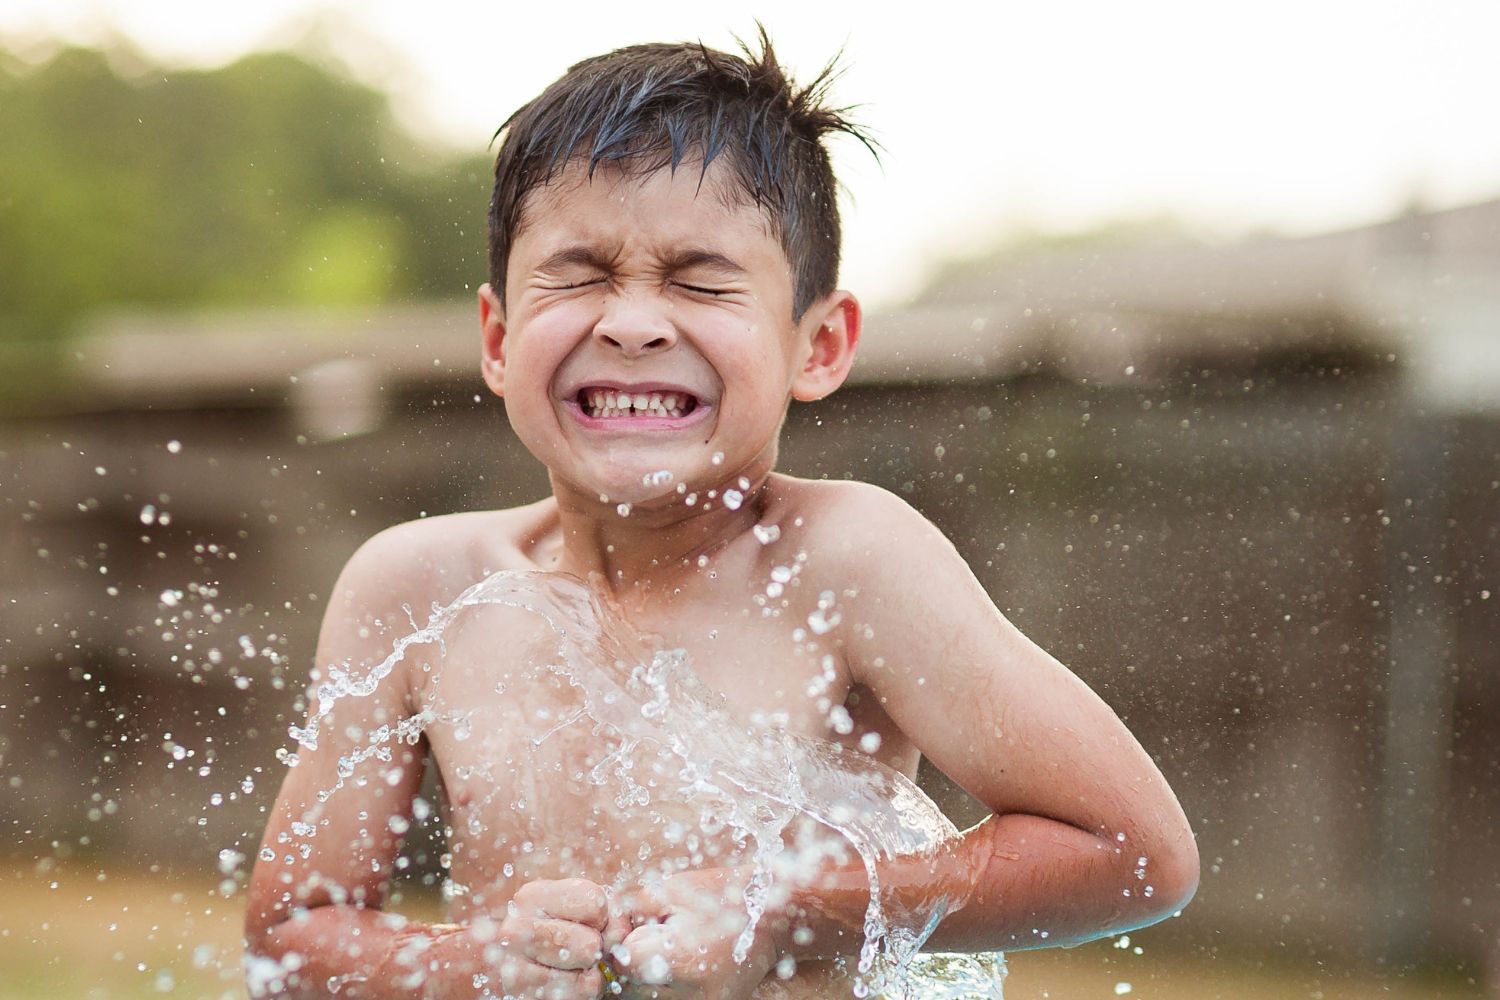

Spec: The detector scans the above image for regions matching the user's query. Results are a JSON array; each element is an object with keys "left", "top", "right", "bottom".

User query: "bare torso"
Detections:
[{"left": 395, "top": 476, "right": 918, "bottom": 993}]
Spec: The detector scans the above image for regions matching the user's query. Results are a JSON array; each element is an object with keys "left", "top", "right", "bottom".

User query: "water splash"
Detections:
[{"left": 285, "top": 571, "right": 1004, "bottom": 999}]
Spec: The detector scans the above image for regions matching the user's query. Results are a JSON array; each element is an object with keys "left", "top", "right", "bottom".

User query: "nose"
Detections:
[{"left": 593, "top": 293, "right": 677, "bottom": 357}]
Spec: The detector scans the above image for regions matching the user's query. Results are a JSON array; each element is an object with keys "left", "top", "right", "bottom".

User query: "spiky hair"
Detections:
[{"left": 487, "top": 27, "right": 876, "bottom": 319}]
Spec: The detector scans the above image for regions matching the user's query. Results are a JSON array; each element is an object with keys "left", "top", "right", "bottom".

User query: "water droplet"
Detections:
[
  {"left": 807, "top": 606, "right": 842, "bottom": 635},
  {"left": 616, "top": 503, "right": 632, "bottom": 518},
  {"left": 1114, "top": 983, "right": 1133, "bottom": 995},
  {"left": 166, "top": 439, "right": 182, "bottom": 454},
  {"left": 859, "top": 732, "right": 882, "bottom": 753},
  {"left": 753, "top": 523, "right": 780, "bottom": 545},
  {"left": 640, "top": 954, "right": 672, "bottom": 985},
  {"left": 710, "top": 452, "right": 724, "bottom": 465},
  {"left": 723, "top": 489, "right": 743, "bottom": 510},
  {"left": 159, "top": 589, "right": 180, "bottom": 607}
]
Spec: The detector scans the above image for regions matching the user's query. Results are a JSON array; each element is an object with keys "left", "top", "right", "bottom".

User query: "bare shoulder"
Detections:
[
  {"left": 326, "top": 499, "right": 557, "bottom": 626},
  {"left": 769, "top": 475, "right": 958, "bottom": 572}
]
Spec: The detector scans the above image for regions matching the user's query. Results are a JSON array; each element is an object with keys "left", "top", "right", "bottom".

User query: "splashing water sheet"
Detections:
[{"left": 275, "top": 571, "right": 1006, "bottom": 999}]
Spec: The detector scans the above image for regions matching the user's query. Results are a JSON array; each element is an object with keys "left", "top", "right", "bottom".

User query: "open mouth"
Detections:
[{"left": 577, "top": 387, "right": 701, "bottom": 420}]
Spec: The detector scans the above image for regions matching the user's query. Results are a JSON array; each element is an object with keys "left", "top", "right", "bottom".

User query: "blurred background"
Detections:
[{"left": 1, "top": 2, "right": 1497, "bottom": 998}]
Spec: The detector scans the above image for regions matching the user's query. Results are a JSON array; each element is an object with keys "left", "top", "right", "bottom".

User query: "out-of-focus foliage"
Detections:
[{"left": 0, "top": 43, "right": 493, "bottom": 345}]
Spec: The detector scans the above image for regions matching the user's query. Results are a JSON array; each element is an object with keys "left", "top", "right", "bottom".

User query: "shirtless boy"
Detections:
[{"left": 245, "top": 33, "right": 1198, "bottom": 1000}]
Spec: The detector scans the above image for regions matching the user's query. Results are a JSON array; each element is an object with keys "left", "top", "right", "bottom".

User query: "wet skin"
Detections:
[{"left": 244, "top": 161, "right": 1199, "bottom": 1000}]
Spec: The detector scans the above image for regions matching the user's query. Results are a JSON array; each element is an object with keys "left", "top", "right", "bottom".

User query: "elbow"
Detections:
[
  {"left": 242, "top": 894, "right": 298, "bottom": 978},
  {"left": 1157, "top": 840, "right": 1200, "bottom": 915},
  {"left": 242, "top": 892, "right": 281, "bottom": 958},
  {"left": 241, "top": 904, "right": 318, "bottom": 1000},
  {"left": 1135, "top": 826, "right": 1200, "bottom": 925}
]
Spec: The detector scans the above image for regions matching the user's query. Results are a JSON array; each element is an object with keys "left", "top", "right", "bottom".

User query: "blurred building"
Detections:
[{"left": 2, "top": 199, "right": 1497, "bottom": 980}]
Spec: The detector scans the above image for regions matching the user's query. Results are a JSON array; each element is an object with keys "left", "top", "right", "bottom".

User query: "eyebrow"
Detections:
[
  {"left": 534, "top": 244, "right": 617, "bottom": 274},
  {"left": 532, "top": 243, "right": 747, "bottom": 277},
  {"left": 658, "top": 247, "right": 747, "bottom": 276}
]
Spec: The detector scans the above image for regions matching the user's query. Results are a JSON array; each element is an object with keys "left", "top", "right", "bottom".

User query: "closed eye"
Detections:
[{"left": 675, "top": 282, "right": 731, "bottom": 296}]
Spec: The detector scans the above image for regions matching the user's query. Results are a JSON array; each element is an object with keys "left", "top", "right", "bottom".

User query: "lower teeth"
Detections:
[{"left": 591, "top": 408, "right": 683, "bottom": 418}]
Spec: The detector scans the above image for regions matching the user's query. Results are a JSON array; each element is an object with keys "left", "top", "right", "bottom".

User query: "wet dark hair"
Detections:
[{"left": 487, "top": 27, "right": 876, "bottom": 319}]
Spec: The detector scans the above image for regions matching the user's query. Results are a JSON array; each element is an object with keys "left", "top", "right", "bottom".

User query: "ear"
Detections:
[
  {"left": 790, "top": 291, "right": 861, "bottom": 402},
  {"left": 478, "top": 283, "right": 508, "bottom": 397}
]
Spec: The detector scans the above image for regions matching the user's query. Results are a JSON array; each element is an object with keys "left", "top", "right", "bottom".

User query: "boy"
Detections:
[{"left": 244, "top": 32, "right": 1198, "bottom": 1000}]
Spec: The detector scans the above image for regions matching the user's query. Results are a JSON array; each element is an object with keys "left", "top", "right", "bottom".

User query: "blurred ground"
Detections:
[{"left": 0, "top": 864, "right": 1481, "bottom": 1000}]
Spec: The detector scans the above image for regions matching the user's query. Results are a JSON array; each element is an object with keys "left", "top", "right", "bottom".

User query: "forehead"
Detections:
[{"left": 512, "top": 159, "right": 785, "bottom": 266}]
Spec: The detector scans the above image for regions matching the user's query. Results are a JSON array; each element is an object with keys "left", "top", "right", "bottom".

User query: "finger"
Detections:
[
  {"left": 522, "top": 918, "right": 604, "bottom": 970},
  {"left": 616, "top": 883, "right": 667, "bottom": 925},
  {"left": 517, "top": 878, "right": 612, "bottom": 929},
  {"left": 618, "top": 924, "right": 675, "bottom": 985},
  {"left": 603, "top": 907, "right": 634, "bottom": 950},
  {"left": 502, "top": 958, "right": 604, "bottom": 1000},
  {"left": 540, "top": 966, "right": 604, "bottom": 1000}
]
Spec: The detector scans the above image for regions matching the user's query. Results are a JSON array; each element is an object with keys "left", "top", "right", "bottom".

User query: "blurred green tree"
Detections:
[{"left": 0, "top": 43, "right": 492, "bottom": 345}]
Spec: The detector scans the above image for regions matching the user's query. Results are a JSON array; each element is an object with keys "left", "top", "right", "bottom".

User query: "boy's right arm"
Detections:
[{"left": 243, "top": 527, "right": 614, "bottom": 999}]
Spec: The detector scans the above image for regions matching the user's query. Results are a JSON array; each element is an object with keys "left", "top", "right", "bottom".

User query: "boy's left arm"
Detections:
[{"left": 829, "top": 485, "right": 1199, "bottom": 951}]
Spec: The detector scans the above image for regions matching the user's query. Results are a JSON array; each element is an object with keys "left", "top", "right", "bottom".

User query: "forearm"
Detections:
[
  {"left": 773, "top": 812, "right": 1197, "bottom": 957},
  {"left": 249, "top": 905, "right": 488, "bottom": 999},
  {"left": 926, "top": 811, "right": 1192, "bottom": 950}
]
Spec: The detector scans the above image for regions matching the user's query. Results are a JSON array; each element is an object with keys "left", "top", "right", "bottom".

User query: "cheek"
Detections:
[
  {"left": 715, "top": 317, "right": 785, "bottom": 369},
  {"left": 510, "top": 309, "right": 595, "bottom": 389}
]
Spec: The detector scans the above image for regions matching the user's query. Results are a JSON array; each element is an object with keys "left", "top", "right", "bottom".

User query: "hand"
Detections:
[
  {"left": 610, "top": 869, "right": 779, "bottom": 1000},
  {"left": 486, "top": 878, "right": 625, "bottom": 1000}
]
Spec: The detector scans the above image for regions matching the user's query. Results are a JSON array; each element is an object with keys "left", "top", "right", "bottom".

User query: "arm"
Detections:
[
  {"left": 242, "top": 529, "right": 617, "bottom": 999},
  {"left": 243, "top": 527, "right": 477, "bottom": 998},
  {"left": 802, "top": 484, "right": 1199, "bottom": 951}
]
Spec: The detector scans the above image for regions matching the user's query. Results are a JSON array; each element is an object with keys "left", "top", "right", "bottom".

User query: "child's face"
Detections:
[{"left": 481, "top": 159, "right": 852, "bottom": 507}]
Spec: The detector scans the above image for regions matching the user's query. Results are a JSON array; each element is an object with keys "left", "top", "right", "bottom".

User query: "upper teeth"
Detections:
[{"left": 585, "top": 390, "right": 685, "bottom": 418}]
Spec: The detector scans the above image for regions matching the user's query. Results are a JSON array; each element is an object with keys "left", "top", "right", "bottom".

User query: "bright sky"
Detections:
[{"left": 4, "top": 0, "right": 1499, "bottom": 307}]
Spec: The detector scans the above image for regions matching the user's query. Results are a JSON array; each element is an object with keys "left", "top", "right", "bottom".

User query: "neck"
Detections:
[{"left": 545, "top": 467, "right": 775, "bottom": 597}]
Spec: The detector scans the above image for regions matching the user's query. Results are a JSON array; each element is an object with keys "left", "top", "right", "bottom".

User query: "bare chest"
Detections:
[{"left": 408, "top": 587, "right": 911, "bottom": 915}]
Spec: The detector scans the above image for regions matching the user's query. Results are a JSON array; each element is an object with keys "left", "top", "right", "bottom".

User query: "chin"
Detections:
[{"left": 572, "top": 463, "right": 688, "bottom": 508}]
